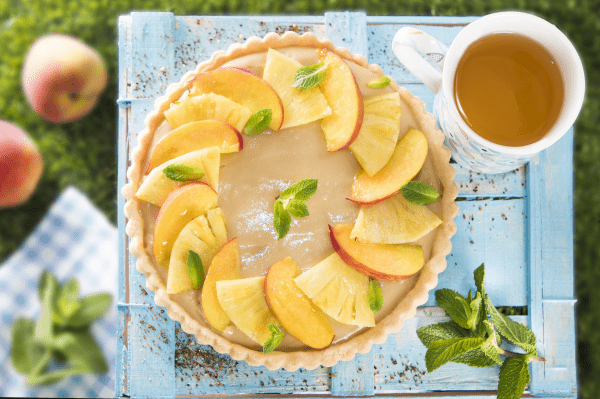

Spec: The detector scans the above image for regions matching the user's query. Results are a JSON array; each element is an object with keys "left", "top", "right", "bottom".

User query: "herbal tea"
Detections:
[{"left": 453, "top": 33, "right": 564, "bottom": 147}]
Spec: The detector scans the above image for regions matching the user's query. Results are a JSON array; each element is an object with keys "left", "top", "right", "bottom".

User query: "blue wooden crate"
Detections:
[{"left": 116, "top": 12, "right": 577, "bottom": 398}]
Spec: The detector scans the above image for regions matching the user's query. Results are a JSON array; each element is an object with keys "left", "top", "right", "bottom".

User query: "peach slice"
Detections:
[
  {"left": 294, "top": 253, "right": 374, "bottom": 327},
  {"left": 349, "top": 128, "right": 428, "bottom": 204},
  {"left": 202, "top": 238, "right": 241, "bottom": 332},
  {"left": 191, "top": 68, "right": 284, "bottom": 131},
  {"left": 349, "top": 92, "right": 402, "bottom": 176},
  {"left": 164, "top": 92, "right": 252, "bottom": 132},
  {"left": 166, "top": 214, "right": 219, "bottom": 294},
  {"left": 147, "top": 120, "right": 242, "bottom": 173},
  {"left": 136, "top": 147, "right": 220, "bottom": 207},
  {"left": 318, "top": 48, "right": 364, "bottom": 152},
  {"left": 216, "top": 276, "right": 281, "bottom": 345},
  {"left": 153, "top": 182, "right": 218, "bottom": 268},
  {"left": 264, "top": 257, "right": 334, "bottom": 349},
  {"left": 329, "top": 224, "right": 424, "bottom": 281},
  {"left": 351, "top": 193, "right": 442, "bottom": 244},
  {"left": 262, "top": 49, "right": 331, "bottom": 129}
]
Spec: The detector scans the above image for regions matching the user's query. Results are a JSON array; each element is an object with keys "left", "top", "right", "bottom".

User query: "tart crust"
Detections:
[{"left": 123, "top": 31, "right": 459, "bottom": 371}]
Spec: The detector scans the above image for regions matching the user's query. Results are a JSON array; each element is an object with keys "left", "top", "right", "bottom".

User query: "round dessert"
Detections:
[{"left": 123, "top": 31, "right": 459, "bottom": 371}]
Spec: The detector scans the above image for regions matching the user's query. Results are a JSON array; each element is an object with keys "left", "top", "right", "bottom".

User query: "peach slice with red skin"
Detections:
[
  {"left": 348, "top": 128, "right": 428, "bottom": 204},
  {"left": 264, "top": 257, "right": 334, "bottom": 349},
  {"left": 202, "top": 238, "right": 241, "bottom": 332},
  {"left": 318, "top": 48, "right": 364, "bottom": 152},
  {"left": 153, "top": 182, "right": 218, "bottom": 268},
  {"left": 329, "top": 224, "right": 424, "bottom": 281},
  {"left": 147, "top": 120, "right": 242, "bottom": 173},
  {"left": 191, "top": 68, "right": 284, "bottom": 131}
]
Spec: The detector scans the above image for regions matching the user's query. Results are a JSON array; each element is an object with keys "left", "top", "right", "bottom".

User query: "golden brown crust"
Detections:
[{"left": 123, "top": 32, "right": 459, "bottom": 371}]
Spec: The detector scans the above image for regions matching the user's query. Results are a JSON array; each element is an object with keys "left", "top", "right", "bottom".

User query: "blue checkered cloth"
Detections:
[{"left": 0, "top": 187, "right": 117, "bottom": 398}]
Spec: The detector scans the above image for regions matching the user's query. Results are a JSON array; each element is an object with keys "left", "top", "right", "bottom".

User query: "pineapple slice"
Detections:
[
  {"left": 164, "top": 92, "right": 252, "bottom": 132},
  {"left": 206, "top": 208, "right": 227, "bottom": 249},
  {"left": 167, "top": 213, "right": 224, "bottom": 294},
  {"left": 136, "top": 147, "right": 220, "bottom": 207},
  {"left": 216, "top": 276, "right": 281, "bottom": 345},
  {"left": 349, "top": 92, "right": 402, "bottom": 176},
  {"left": 262, "top": 49, "right": 331, "bottom": 129},
  {"left": 294, "top": 253, "right": 374, "bottom": 327},
  {"left": 351, "top": 192, "right": 442, "bottom": 244}
]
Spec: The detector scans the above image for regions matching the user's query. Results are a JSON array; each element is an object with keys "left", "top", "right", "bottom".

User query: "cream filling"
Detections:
[{"left": 138, "top": 47, "right": 442, "bottom": 351}]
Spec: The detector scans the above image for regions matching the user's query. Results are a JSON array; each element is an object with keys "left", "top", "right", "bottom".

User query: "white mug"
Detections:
[{"left": 392, "top": 12, "right": 585, "bottom": 174}]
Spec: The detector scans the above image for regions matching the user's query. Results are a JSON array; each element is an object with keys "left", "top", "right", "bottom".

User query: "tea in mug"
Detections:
[{"left": 453, "top": 33, "right": 564, "bottom": 147}]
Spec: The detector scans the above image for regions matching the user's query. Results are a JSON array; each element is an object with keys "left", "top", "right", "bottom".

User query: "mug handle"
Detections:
[{"left": 392, "top": 27, "right": 448, "bottom": 94}]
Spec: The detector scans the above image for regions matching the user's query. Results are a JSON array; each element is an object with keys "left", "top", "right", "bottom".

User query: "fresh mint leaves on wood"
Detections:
[
  {"left": 11, "top": 271, "right": 112, "bottom": 386},
  {"left": 273, "top": 179, "right": 318, "bottom": 240},
  {"left": 417, "top": 264, "right": 544, "bottom": 399}
]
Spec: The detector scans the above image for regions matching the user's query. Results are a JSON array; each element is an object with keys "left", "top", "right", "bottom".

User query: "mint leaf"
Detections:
[
  {"left": 435, "top": 289, "right": 474, "bottom": 330},
  {"left": 11, "top": 317, "right": 49, "bottom": 375},
  {"left": 474, "top": 263, "right": 485, "bottom": 295},
  {"left": 401, "top": 181, "right": 440, "bottom": 205},
  {"left": 367, "top": 76, "right": 391, "bottom": 89},
  {"left": 286, "top": 199, "right": 309, "bottom": 218},
  {"left": 263, "top": 324, "right": 284, "bottom": 354},
  {"left": 57, "top": 279, "right": 80, "bottom": 319},
  {"left": 425, "top": 337, "right": 485, "bottom": 372},
  {"left": 66, "top": 293, "right": 112, "bottom": 328},
  {"left": 280, "top": 179, "right": 318, "bottom": 201},
  {"left": 38, "top": 271, "right": 59, "bottom": 303},
  {"left": 186, "top": 250, "right": 205, "bottom": 290},
  {"left": 163, "top": 164, "right": 205, "bottom": 182},
  {"left": 368, "top": 280, "right": 383, "bottom": 313},
  {"left": 52, "top": 331, "right": 109, "bottom": 374},
  {"left": 469, "top": 291, "right": 483, "bottom": 330},
  {"left": 417, "top": 321, "right": 472, "bottom": 347},
  {"left": 273, "top": 200, "right": 291, "bottom": 240},
  {"left": 498, "top": 356, "right": 530, "bottom": 399},
  {"left": 454, "top": 347, "right": 502, "bottom": 368},
  {"left": 244, "top": 108, "right": 273, "bottom": 136},
  {"left": 292, "top": 62, "right": 328, "bottom": 89},
  {"left": 486, "top": 295, "right": 537, "bottom": 355}
]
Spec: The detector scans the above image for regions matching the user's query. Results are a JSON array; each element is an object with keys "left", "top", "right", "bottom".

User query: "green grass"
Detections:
[{"left": 1, "top": 0, "right": 598, "bottom": 396}]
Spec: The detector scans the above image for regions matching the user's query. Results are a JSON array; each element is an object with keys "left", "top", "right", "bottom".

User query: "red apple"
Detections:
[
  {"left": 21, "top": 34, "right": 108, "bottom": 124},
  {"left": 0, "top": 120, "right": 44, "bottom": 208}
]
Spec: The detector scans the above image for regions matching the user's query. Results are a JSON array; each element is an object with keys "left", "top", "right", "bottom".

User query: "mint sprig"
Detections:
[
  {"left": 273, "top": 179, "right": 318, "bottom": 240},
  {"left": 244, "top": 108, "right": 273, "bottom": 136},
  {"left": 417, "top": 264, "right": 545, "bottom": 399},
  {"left": 292, "top": 62, "right": 329, "bottom": 90},
  {"left": 401, "top": 181, "right": 439, "bottom": 205},
  {"left": 11, "top": 271, "right": 112, "bottom": 386},
  {"left": 163, "top": 164, "right": 205, "bottom": 182},
  {"left": 263, "top": 324, "right": 284, "bottom": 354},
  {"left": 367, "top": 76, "right": 391, "bottom": 89}
]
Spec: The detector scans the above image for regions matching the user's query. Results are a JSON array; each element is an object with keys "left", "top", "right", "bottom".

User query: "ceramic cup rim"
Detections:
[{"left": 442, "top": 11, "right": 585, "bottom": 156}]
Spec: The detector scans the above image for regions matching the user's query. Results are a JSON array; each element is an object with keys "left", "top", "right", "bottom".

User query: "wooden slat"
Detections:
[
  {"left": 528, "top": 128, "right": 577, "bottom": 398},
  {"left": 425, "top": 199, "right": 528, "bottom": 307}
]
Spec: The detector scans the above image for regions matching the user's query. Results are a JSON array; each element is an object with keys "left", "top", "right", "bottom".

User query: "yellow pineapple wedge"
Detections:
[
  {"left": 262, "top": 49, "right": 331, "bottom": 129},
  {"left": 164, "top": 92, "right": 252, "bottom": 132},
  {"left": 349, "top": 92, "right": 402, "bottom": 176},
  {"left": 351, "top": 192, "right": 442, "bottom": 244},
  {"left": 216, "top": 276, "right": 281, "bottom": 345},
  {"left": 294, "top": 253, "right": 374, "bottom": 327},
  {"left": 166, "top": 213, "right": 224, "bottom": 294},
  {"left": 136, "top": 147, "right": 220, "bottom": 207},
  {"left": 206, "top": 208, "right": 227, "bottom": 248}
]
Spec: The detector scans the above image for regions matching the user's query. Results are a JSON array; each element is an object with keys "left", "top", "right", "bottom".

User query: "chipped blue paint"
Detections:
[{"left": 117, "top": 12, "right": 577, "bottom": 398}]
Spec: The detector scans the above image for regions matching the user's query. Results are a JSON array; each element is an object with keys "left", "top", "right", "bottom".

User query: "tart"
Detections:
[{"left": 123, "top": 31, "right": 459, "bottom": 371}]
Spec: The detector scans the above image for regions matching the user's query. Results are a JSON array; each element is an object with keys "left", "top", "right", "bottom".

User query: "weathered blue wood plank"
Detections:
[
  {"left": 427, "top": 198, "right": 528, "bottom": 307},
  {"left": 331, "top": 352, "right": 375, "bottom": 396},
  {"left": 373, "top": 315, "right": 529, "bottom": 393},
  {"left": 171, "top": 15, "right": 326, "bottom": 82},
  {"left": 528, "top": 128, "right": 577, "bottom": 397},
  {"left": 325, "top": 11, "right": 367, "bottom": 56}
]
